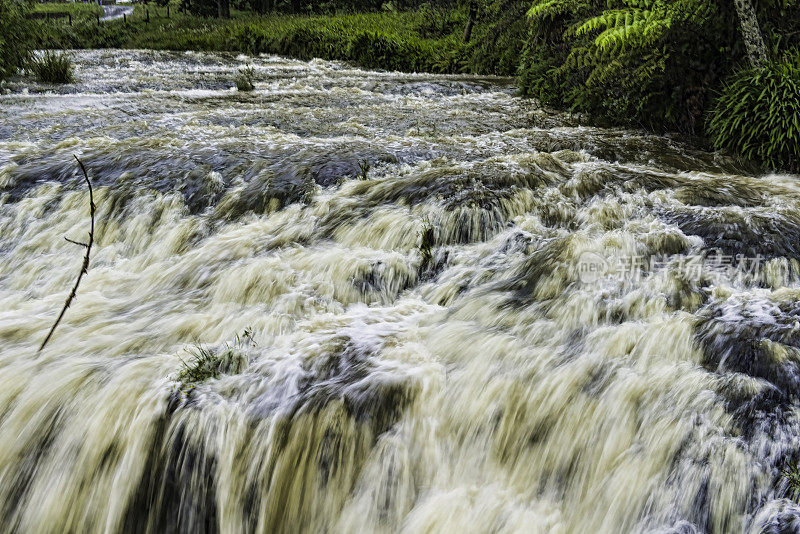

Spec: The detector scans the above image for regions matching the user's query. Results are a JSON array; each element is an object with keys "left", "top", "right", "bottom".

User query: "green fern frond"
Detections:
[{"left": 528, "top": 0, "right": 587, "bottom": 20}]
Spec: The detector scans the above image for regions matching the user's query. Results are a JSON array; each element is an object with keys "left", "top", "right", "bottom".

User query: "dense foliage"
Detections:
[
  {"left": 708, "top": 51, "right": 800, "bottom": 172},
  {"left": 465, "top": 0, "right": 529, "bottom": 75},
  {"left": 33, "top": 9, "right": 483, "bottom": 74},
  {"left": 0, "top": 0, "right": 32, "bottom": 80},
  {"left": 519, "top": 0, "right": 800, "bottom": 134},
  {"left": 181, "top": 0, "right": 450, "bottom": 18}
]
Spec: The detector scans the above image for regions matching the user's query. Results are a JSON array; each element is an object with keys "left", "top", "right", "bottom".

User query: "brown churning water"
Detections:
[{"left": 2, "top": 49, "right": 800, "bottom": 534}]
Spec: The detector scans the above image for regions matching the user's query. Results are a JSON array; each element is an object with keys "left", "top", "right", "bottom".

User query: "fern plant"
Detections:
[
  {"left": 572, "top": 0, "right": 716, "bottom": 53},
  {"left": 520, "top": 0, "right": 792, "bottom": 132}
]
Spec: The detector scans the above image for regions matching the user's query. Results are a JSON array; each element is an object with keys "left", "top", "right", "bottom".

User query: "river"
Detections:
[{"left": 1, "top": 49, "right": 800, "bottom": 533}]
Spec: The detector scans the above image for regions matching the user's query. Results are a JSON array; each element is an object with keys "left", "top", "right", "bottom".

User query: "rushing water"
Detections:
[{"left": 2, "top": 49, "right": 800, "bottom": 533}]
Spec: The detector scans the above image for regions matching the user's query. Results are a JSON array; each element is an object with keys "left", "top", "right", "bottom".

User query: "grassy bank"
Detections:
[
  {"left": 31, "top": 7, "right": 500, "bottom": 75},
  {"left": 32, "top": 2, "right": 104, "bottom": 19}
]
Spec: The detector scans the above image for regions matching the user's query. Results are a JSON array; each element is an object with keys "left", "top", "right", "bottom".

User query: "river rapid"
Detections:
[{"left": 2, "top": 49, "right": 800, "bottom": 534}]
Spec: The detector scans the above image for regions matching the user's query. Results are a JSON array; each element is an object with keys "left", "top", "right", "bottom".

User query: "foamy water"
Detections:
[{"left": 1, "top": 49, "right": 800, "bottom": 533}]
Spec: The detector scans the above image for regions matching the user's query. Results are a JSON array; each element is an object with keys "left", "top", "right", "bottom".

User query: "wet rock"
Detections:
[
  {"left": 696, "top": 297, "right": 800, "bottom": 433},
  {"left": 662, "top": 206, "right": 800, "bottom": 261},
  {"left": 752, "top": 500, "right": 800, "bottom": 534}
]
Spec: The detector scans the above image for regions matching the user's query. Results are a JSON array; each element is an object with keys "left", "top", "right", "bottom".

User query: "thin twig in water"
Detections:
[{"left": 38, "top": 156, "right": 96, "bottom": 352}]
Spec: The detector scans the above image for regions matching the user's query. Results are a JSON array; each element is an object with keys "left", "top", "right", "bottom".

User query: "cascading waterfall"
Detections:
[{"left": 2, "top": 49, "right": 800, "bottom": 534}]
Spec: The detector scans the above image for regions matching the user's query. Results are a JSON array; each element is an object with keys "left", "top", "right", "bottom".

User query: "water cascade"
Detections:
[{"left": 1, "top": 50, "right": 800, "bottom": 533}]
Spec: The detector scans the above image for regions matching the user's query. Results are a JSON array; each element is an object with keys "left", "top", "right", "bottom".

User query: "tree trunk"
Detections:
[
  {"left": 463, "top": 0, "right": 477, "bottom": 43},
  {"left": 253, "top": 0, "right": 272, "bottom": 14},
  {"left": 733, "top": 0, "right": 768, "bottom": 67},
  {"left": 217, "top": 0, "right": 230, "bottom": 18}
]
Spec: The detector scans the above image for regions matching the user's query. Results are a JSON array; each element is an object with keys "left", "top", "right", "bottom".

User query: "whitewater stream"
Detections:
[{"left": 2, "top": 49, "right": 800, "bottom": 534}]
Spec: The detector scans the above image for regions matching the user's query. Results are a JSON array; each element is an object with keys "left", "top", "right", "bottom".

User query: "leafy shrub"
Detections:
[
  {"left": 235, "top": 65, "right": 256, "bottom": 90},
  {"left": 273, "top": 24, "right": 344, "bottom": 60},
  {"left": 228, "top": 23, "right": 269, "bottom": 54},
  {"left": 349, "top": 31, "right": 405, "bottom": 70},
  {"left": 707, "top": 52, "right": 800, "bottom": 173},
  {"left": 29, "top": 51, "right": 75, "bottom": 83},
  {"left": 465, "top": 0, "right": 528, "bottom": 76}
]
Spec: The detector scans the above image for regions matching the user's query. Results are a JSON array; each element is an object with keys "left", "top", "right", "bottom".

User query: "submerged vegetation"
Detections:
[{"left": 13, "top": 0, "right": 800, "bottom": 169}]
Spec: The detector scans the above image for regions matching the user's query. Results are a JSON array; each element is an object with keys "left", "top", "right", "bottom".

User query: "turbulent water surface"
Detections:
[{"left": 3, "top": 49, "right": 800, "bottom": 534}]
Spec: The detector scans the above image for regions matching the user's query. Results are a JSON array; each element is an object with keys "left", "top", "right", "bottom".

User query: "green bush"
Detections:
[
  {"left": 29, "top": 51, "right": 75, "bottom": 83},
  {"left": 707, "top": 52, "right": 800, "bottom": 173}
]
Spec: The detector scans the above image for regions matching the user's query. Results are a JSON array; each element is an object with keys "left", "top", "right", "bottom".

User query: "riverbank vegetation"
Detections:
[
  {"left": 519, "top": 0, "right": 800, "bottom": 170},
  {"left": 4, "top": 0, "right": 799, "bottom": 171},
  {"left": 29, "top": 7, "right": 505, "bottom": 74},
  {"left": 31, "top": 1, "right": 103, "bottom": 18},
  {"left": 708, "top": 52, "right": 800, "bottom": 173}
]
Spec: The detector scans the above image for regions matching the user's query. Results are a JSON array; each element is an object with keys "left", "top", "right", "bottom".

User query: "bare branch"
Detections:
[
  {"left": 39, "top": 156, "right": 96, "bottom": 352},
  {"left": 64, "top": 237, "right": 89, "bottom": 248}
]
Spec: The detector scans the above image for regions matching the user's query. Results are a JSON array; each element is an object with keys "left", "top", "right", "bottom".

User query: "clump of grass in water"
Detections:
[
  {"left": 781, "top": 461, "right": 800, "bottom": 502},
  {"left": 418, "top": 219, "right": 434, "bottom": 273},
  {"left": 29, "top": 51, "right": 74, "bottom": 84},
  {"left": 358, "top": 159, "right": 371, "bottom": 180},
  {"left": 235, "top": 65, "right": 255, "bottom": 91},
  {"left": 174, "top": 327, "right": 256, "bottom": 397}
]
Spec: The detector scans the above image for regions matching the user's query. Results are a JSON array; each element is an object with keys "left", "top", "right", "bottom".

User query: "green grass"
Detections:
[
  {"left": 31, "top": 8, "right": 480, "bottom": 74},
  {"left": 32, "top": 2, "right": 103, "bottom": 18},
  {"left": 29, "top": 50, "right": 75, "bottom": 83}
]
